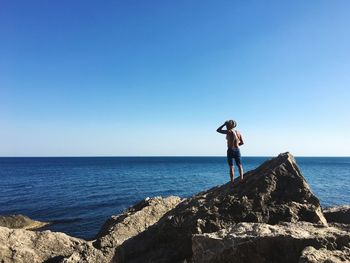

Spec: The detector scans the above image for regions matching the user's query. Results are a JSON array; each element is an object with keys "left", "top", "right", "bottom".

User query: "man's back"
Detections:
[{"left": 226, "top": 129, "right": 243, "bottom": 149}]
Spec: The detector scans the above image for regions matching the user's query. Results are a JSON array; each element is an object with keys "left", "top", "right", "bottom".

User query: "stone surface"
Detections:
[
  {"left": 114, "top": 152, "right": 328, "bottom": 263},
  {"left": 0, "top": 196, "right": 181, "bottom": 263},
  {"left": 92, "top": 196, "right": 182, "bottom": 262},
  {"left": 299, "top": 246, "right": 350, "bottom": 263},
  {"left": 0, "top": 214, "right": 50, "bottom": 230},
  {"left": 324, "top": 205, "right": 350, "bottom": 224},
  {"left": 191, "top": 222, "right": 350, "bottom": 263},
  {"left": 0, "top": 226, "right": 106, "bottom": 263},
  {"left": 328, "top": 222, "right": 350, "bottom": 233}
]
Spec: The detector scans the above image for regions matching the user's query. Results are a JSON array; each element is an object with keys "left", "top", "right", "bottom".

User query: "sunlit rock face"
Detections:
[
  {"left": 192, "top": 222, "right": 350, "bottom": 263},
  {"left": 114, "top": 152, "right": 328, "bottom": 263}
]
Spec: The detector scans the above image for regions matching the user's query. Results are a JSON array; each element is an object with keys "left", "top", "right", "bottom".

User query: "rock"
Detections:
[
  {"left": 0, "top": 226, "right": 106, "bottom": 263},
  {"left": 299, "top": 246, "right": 350, "bottom": 263},
  {"left": 92, "top": 196, "right": 182, "bottom": 262},
  {"left": 191, "top": 222, "right": 350, "bottom": 263},
  {"left": 328, "top": 222, "right": 350, "bottom": 233},
  {"left": 0, "top": 196, "right": 181, "bottom": 263},
  {"left": 114, "top": 152, "right": 328, "bottom": 263},
  {"left": 59, "top": 246, "right": 108, "bottom": 263},
  {"left": 0, "top": 214, "right": 50, "bottom": 230},
  {"left": 323, "top": 205, "right": 350, "bottom": 224}
]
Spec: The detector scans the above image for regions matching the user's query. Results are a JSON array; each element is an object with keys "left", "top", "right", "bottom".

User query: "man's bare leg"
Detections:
[
  {"left": 229, "top": 165, "right": 234, "bottom": 184},
  {"left": 238, "top": 164, "right": 244, "bottom": 181}
]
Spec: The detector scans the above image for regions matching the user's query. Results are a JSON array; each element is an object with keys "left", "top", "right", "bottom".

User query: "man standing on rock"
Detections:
[{"left": 216, "top": 120, "right": 244, "bottom": 184}]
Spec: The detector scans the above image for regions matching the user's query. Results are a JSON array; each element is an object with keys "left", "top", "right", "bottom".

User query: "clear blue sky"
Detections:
[{"left": 1, "top": 0, "right": 349, "bottom": 156}]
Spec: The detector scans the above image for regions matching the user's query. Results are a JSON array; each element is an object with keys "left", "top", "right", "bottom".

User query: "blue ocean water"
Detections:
[{"left": 0, "top": 156, "right": 349, "bottom": 240}]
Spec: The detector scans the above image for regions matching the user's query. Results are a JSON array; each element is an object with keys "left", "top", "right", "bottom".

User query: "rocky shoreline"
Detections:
[
  {"left": 0, "top": 214, "right": 50, "bottom": 230},
  {"left": 0, "top": 152, "right": 349, "bottom": 263}
]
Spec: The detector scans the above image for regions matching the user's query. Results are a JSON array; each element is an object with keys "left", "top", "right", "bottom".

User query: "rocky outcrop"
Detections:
[
  {"left": 0, "top": 226, "right": 106, "bottom": 263},
  {"left": 92, "top": 196, "right": 182, "bottom": 262},
  {"left": 323, "top": 205, "right": 350, "bottom": 224},
  {"left": 191, "top": 222, "right": 350, "bottom": 263},
  {"left": 299, "top": 246, "right": 350, "bottom": 263},
  {"left": 114, "top": 152, "right": 328, "bottom": 263},
  {"left": 0, "top": 214, "right": 50, "bottom": 230},
  {"left": 0, "top": 196, "right": 181, "bottom": 263}
]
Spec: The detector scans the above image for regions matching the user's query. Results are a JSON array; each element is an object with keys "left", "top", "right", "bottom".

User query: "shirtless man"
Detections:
[{"left": 216, "top": 120, "right": 244, "bottom": 184}]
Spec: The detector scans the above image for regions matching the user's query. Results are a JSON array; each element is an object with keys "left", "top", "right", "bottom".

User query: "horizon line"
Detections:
[{"left": 0, "top": 155, "right": 349, "bottom": 158}]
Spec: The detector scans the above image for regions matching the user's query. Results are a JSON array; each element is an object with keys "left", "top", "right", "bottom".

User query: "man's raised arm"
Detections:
[{"left": 216, "top": 122, "right": 228, "bottom": 134}]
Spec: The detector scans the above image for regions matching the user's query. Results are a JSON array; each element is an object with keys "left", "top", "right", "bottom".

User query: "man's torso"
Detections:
[{"left": 226, "top": 129, "right": 241, "bottom": 149}]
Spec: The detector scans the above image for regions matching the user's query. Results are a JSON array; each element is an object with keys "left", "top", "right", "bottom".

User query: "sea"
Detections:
[{"left": 0, "top": 156, "right": 349, "bottom": 240}]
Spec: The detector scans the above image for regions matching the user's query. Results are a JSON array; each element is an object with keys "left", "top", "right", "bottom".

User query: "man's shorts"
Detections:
[{"left": 227, "top": 148, "right": 242, "bottom": 166}]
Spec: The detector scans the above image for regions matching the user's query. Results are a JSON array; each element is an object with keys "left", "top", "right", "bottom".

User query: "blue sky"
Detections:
[{"left": 1, "top": 0, "right": 349, "bottom": 156}]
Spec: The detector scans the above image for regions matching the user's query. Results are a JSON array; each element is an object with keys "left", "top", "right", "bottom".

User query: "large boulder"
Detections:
[
  {"left": 0, "top": 226, "right": 106, "bottom": 263},
  {"left": 191, "top": 222, "right": 350, "bottom": 263},
  {"left": 92, "top": 196, "right": 182, "bottom": 262},
  {"left": 0, "top": 214, "right": 50, "bottom": 230},
  {"left": 114, "top": 152, "right": 328, "bottom": 263}
]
